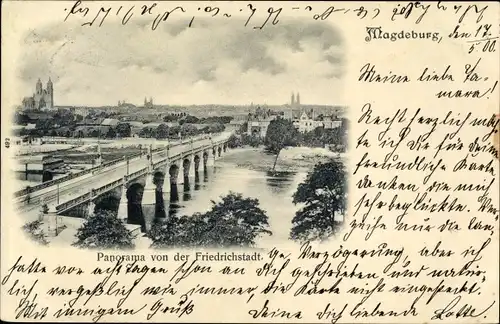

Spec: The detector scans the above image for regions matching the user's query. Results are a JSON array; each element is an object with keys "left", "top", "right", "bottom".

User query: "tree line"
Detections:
[{"left": 13, "top": 110, "right": 232, "bottom": 140}]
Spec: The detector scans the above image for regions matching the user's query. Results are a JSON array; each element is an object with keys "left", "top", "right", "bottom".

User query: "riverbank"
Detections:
[{"left": 218, "top": 146, "right": 343, "bottom": 172}]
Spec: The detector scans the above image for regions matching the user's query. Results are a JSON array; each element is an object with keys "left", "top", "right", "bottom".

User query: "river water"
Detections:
[{"left": 162, "top": 162, "right": 307, "bottom": 245}]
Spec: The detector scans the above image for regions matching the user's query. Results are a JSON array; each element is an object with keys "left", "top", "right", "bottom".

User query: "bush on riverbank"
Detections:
[
  {"left": 290, "top": 160, "right": 347, "bottom": 242},
  {"left": 22, "top": 220, "right": 49, "bottom": 246},
  {"left": 241, "top": 134, "right": 264, "bottom": 147},
  {"left": 73, "top": 210, "right": 137, "bottom": 249},
  {"left": 149, "top": 192, "right": 272, "bottom": 248}
]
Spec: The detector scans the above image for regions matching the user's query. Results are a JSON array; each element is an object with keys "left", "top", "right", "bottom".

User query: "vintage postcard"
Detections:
[{"left": 1, "top": 1, "right": 499, "bottom": 323}]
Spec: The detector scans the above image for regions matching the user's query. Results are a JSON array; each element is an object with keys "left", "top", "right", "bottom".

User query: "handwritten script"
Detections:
[
  {"left": 1, "top": 1, "right": 499, "bottom": 323},
  {"left": 62, "top": 1, "right": 492, "bottom": 31}
]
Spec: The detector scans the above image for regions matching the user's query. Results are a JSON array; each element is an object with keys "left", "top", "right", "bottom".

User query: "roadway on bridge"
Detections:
[{"left": 17, "top": 133, "right": 231, "bottom": 221}]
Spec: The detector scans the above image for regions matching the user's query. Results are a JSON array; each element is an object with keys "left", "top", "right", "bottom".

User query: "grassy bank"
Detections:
[{"left": 219, "top": 146, "right": 337, "bottom": 172}]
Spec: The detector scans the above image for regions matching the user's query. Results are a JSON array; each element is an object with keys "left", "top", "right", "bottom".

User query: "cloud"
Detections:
[{"left": 18, "top": 18, "right": 345, "bottom": 106}]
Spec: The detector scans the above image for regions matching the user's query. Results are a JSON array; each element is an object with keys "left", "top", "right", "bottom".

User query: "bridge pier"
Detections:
[
  {"left": 86, "top": 200, "right": 95, "bottom": 218},
  {"left": 117, "top": 177, "right": 128, "bottom": 222},
  {"left": 212, "top": 147, "right": 218, "bottom": 162},
  {"left": 169, "top": 162, "right": 179, "bottom": 187},
  {"left": 203, "top": 151, "right": 212, "bottom": 169},
  {"left": 188, "top": 155, "right": 196, "bottom": 177},
  {"left": 45, "top": 204, "right": 59, "bottom": 237},
  {"left": 162, "top": 167, "right": 170, "bottom": 193},
  {"left": 178, "top": 157, "right": 190, "bottom": 185},
  {"left": 141, "top": 172, "right": 156, "bottom": 232}
]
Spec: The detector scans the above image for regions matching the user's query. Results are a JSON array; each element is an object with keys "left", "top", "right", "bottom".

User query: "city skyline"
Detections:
[
  {"left": 20, "top": 76, "right": 346, "bottom": 108},
  {"left": 18, "top": 18, "right": 345, "bottom": 106}
]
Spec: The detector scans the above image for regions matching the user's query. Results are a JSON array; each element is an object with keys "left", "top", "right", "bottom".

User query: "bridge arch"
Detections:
[
  {"left": 126, "top": 182, "right": 145, "bottom": 228},
  {"left": 182, "top": 157, "right": 191, "bottom": 177},
  {"left": 153, "top": 171, "right": 165, "bottom": 189},
  {"left": 193, "top": 154, "right": 201, "bottom": 172},
  {"left": 202, "top": 151, "right": 209, "bottom": 168},
  {"left": 169, "top": 164, "right": 179, "bottom": 185}
]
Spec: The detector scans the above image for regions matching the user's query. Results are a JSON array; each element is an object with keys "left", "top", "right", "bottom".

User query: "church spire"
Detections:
[
  {"left": 47, "top": 77, "right": 53, "bottom": 93},
  {"left": 291, "top": 92, "right": 295, "bottom": 106},
  {"left": 36, "top": 78, "right": 43, "bottom": 94}
]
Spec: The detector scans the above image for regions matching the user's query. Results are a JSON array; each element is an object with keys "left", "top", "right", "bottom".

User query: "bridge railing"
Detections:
[
  {"left": 56, "top": 177, "right": 125, "bottom": 214},
  {"left": 14, "top": 133, "right": 227, "bottom": 198},
  {"left": 151, "top": 138, "right": 229, "bottom": 170},
  {"left": 127, "top": 167, "right": 148, "bottom": 180}
]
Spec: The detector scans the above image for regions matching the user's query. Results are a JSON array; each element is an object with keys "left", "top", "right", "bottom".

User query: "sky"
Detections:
[{"left": 18, "top": 18, "right": 345, "bottom": 107}]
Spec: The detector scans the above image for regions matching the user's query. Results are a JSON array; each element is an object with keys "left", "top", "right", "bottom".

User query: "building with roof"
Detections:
[
  {"left": 322, "top": 116, "right": 343, "bottom": 129},
  {"left": 294, "top": 110, "right": 323, "bottom": 133},
  {"left": 101, "top": 118, "right": 120, "bottom": 126}
]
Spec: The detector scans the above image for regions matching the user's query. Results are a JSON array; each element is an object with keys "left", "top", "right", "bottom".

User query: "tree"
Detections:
[
  {"left": 180, "top": 115, "right": 200, "bottom": 124},
  {"left": 227, "top": 134, "right": 242, "bottom": 148},
  {"left": 149, "top": 192, "right": 272, "bottom": 248},
  {"left": 89, "top": 129, "right": 100, "bottom": 138},
  {"left": 163, "top": 114, "right": 178, "bottom": 122},
  {"left": 208, "top": 123, "right": 225, "bottom": 133},
  {"left": 290, "top": 160, "right": 347, "bottom": 242},
  {"left": 168, "top": 126, "right": 181, "bottom": 138},
  {"left": 105, "top": 127, "right": 117, "bottom": 139},
  {"left": 14, "top": 112, "right": 31, "bottom": 125},
  {"left": 181, "top": 124, "right": 199, "bottom": 137},
  {"left": 73, "top": 210, "right": 136, "bottom": 249},
  {"left": 156, "top": 124, "right": 169, "bottom": 139},
  {"left": 115, "top": 123, "right": 131, "bottom": 138},
  {"left": 22, "top": 220, "right": 49, "bottom": 246},
  {"left": 264, "top": 118, "right": 298, "bottom": 171}
]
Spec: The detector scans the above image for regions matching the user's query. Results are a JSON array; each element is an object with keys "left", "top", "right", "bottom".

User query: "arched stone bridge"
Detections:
[{"left": 16, "top": 132, "right": 233, "bottom": 230}]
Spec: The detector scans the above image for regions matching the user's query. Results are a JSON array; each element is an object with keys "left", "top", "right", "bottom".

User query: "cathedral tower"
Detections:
[
  {"left": 46, "top": 78, "right": 54, "bottom": 108},
  {"left": 36, "top": 78, "right": 43, "bottom": 95}
]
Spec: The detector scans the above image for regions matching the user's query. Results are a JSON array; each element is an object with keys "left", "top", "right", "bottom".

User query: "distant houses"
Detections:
[
  {"left": 74, "top": 118, "right": 121, "bottom": 137},
  {"left": 245, "top": 93, "right": 345, "bottom": 137}
]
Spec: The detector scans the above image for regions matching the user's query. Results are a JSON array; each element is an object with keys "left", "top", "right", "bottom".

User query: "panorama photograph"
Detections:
[{"left": 10, "top": 16, "right": 348, "bottom": 250}]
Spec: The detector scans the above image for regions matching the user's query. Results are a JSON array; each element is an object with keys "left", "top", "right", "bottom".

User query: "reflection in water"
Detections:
[
  {"left": 194, "top": 172, "right": 200, "bottom": 191},
  {"left": 169, "top": 184, "right": 180, "bottom": 217},
  {"left": 183, "top": 176, "right": 192, "bottom": 202},
  {"left": 155, "top": 189, "right": 167, "bottom": 220},
  {"left": 127, "top": 183, "right": 145, "bottom": 231},
  {"left": 265, "top": 171, "right": 296, "bottom": 194},
  {"left": 159, "top": 165, "right": 307, "bottom": 244}
]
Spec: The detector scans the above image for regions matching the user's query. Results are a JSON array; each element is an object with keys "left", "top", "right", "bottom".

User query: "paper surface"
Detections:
[{"left": 1, "top": 1, "right": 499, "bottom": 322}]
